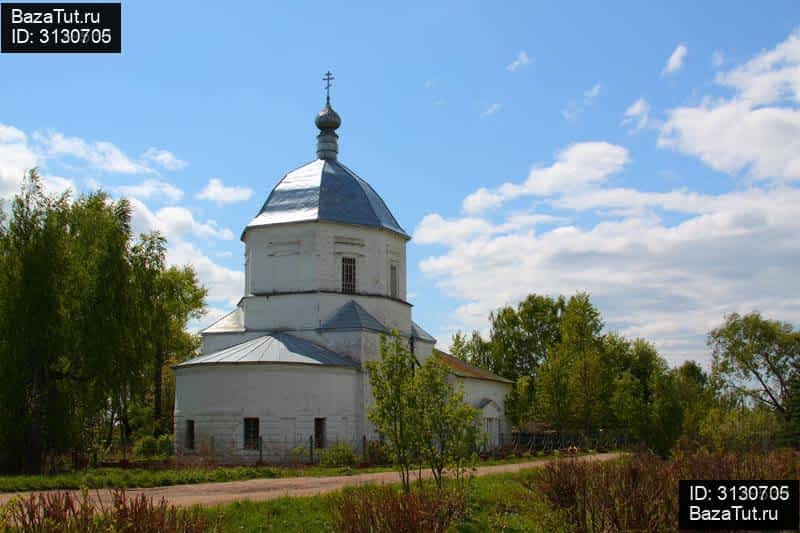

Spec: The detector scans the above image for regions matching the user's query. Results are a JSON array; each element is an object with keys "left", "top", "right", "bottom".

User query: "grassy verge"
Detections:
[
  {"left": 201, "top": 467, "right": 565, "bottom": 532},
  {"left": 0, "top": 452, "right": 582, "bottom": 492}
]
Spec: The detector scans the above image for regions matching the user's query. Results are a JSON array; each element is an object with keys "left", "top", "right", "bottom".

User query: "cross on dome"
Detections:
[
  {"left": 323, "top": 70, "right": 334, "bottom": 104},
  {"left": 315, "top": 70, "right": 341, "bottom": 160}
]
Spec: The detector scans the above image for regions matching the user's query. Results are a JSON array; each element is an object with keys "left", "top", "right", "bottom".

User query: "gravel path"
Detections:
[{"left": 0, "top": 452, "right": 621, "bottom": 508}]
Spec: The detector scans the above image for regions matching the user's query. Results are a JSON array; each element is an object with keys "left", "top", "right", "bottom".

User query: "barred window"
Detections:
[
  {"left": 185, "top": 420, "right": 195, "bottom": 450},
  {"left": 243, "top": 418, "right": 260, "bottom": 449},
  {"left": 342, "top": 257, "right": 356, "bottom": 294},
  {"left": 390, "top": 264, "right": 398, "bottom": 298}
]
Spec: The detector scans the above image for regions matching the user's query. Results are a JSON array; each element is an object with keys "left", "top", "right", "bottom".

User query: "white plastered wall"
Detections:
[
  {"left": 455, "top": 377, "right": 513, "bottom": 448},
  {"left": 243, "top": 221, "right": 407, "bottom": 301},
  {"left": 174, "top": 363, "right": 361, "bottom": 463}
]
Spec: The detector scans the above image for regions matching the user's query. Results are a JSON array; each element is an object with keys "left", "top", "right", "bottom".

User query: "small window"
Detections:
[
  {"left": 390, "top": 264, "right": 398, "bottom": 298},
  {"left": 342, "top": 257, "right": 356, "bottom": 294},
  {"left": 244, "top": 418, "right": 260, "bottom": 449},
  {"left": 314, "top": 418, "right": 326, "bottom": 449},
  {"left": 185, "top": 420, "right": 195, "bottom": 450}
]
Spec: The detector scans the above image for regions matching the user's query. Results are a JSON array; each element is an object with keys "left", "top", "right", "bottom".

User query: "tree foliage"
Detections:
[
  {"left": 709, "top": 312, "right": 800, "bottom": 415},
  {"left": 365, "top": 333, "right": 418, "bottom": 492},
  {"left": 366, "top": 332, "right": 480, "bottom": 492},
  {"left": 0, "top": 170, "right": 206, "bottom": 473}
]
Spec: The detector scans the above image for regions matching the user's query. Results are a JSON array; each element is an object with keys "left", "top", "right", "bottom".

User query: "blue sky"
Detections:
[{"left": 2, "top": 1, "right": 799, "bottom": 366}]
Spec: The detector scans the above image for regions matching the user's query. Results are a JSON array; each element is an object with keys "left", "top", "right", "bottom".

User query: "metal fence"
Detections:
[{"left": 511, "top": 430, "right": 632, "bottom": 453}]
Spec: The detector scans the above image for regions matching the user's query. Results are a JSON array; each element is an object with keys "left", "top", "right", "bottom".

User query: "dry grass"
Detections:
[
  {"left": 331, "top": 483, "right": 468, "bottom": 533},
  {"left": 0, "top": 488, "right": 217, "bottom": 532},
  {"left": 526, "top": 449, "right": 800, "bottom": 533}
]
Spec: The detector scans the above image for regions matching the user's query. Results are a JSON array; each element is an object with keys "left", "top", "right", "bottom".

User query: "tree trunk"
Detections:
[
  {"left": 104, "top": 409, "right": 116, "bottom": 449},
  {"left": 153, "top": 345, "right": 164, "bottom": 436},
  {"left": 25, "top": 367, "right": 46, "bottom": 474}
]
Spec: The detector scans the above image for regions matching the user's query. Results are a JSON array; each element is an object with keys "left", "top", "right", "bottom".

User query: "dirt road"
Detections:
[{"left": 0, "top": 452, "right": 621, "bottom": 508}]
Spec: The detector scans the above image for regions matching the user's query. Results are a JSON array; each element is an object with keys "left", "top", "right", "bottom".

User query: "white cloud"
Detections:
[
  {"left": 660, "top": 99, "right": 800, "bottom": 180},
  {"left": 418, "top": 34, "right": 800, "bottom": 367},
  {"left": 129, "top": 198, "right": 234, "bottom": 241},
  {"left": 506, "top": 51, "right": 532, "bottom": 72},
  {"left": 462, "top": 187, "right": 505, "bottom": 214},
  {"left": 416, "top": 33, "right": 800, "bottom": 363},
  {"left": 622, "top": 97, "right": 651, "bottom": 133},
  {"left": 196, "top": 178, "right": 253, "bottom": 204},
  {"left": 417, "top": 181, "right": 800, "bottom": 365},
  {"left": 34, "top": 130, "right": 147, "bottom": 174},
  {"left": 168, "top": 242, "right": 243, "bottom": 306},
  {"left": 460, "top": 142, "right": 629, "bottom": 214},
  {"left": 41, "top": 175, "right": 76, "bottom": 196},
  {"left": 561, "top": 83, "right": 602, "bottom": 121},
  {"left": 659, "top": 31, "right": 800, "bottom": 182},
  {"left": 662, "top": 43, "right": 688, "bottom": 75},
  {"left": 0, "top": 124, "right": 38, "bottom": 198},
  {"left": 481, "top": 103, "right": 503, "bottom": 118},
  {"left": 414, "top": 212, "right": 562, "bottom": 246},
  {"left": 118, "top": 178, "right": 184, "bottom": 203},
  {"left": 141, "top": 147, "right": 187, "bottom": 171},
  {"left": 157, "top": 206, "right": 235, "bottom": 240},
  {"left": 716, "top": 31, "right": 800, "bottom": 105},
  {"left": 415, "top": 214, "right": 495, "bottom": 245}
]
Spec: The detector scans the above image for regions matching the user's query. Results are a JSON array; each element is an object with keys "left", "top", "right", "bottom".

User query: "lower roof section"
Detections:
[
  {"left": 176, "top": 332, "right": 360, "bottom": 369},
  {"left": 434, "top": 349, "right": 514, "bottom": 384}
]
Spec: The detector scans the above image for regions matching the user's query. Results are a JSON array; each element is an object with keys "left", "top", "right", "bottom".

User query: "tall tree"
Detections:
[
  {"left": 365, "top": 333, "right": 419, "bottom": 493},
  {"left": 0, "top": 170, "right": 207, "bottom": 473},
  {"left": 414, "top": 356, "right": 480, "bottom": 488},
  {"left": 560, "top": 293, "right": 606, "bottom": 433},
  {"left": 709, "top": 312, "right": 800, "bottom": 416}
]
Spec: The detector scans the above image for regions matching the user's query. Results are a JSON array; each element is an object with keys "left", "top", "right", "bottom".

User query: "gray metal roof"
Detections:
[
  {"left": 320, "top": 300, "right": 388, "bottom": 333},
  {"left": 411, "top": 321, "right": 436, "bottom": 343},
  {"left": 176, "top": 333, "right": 360, "bottom": 368},
  {"left": 244, "top": 159, "right": 409, "bottom": 239},
  {"left": 202, "top": 307, "right": 244, "bottom": 334}
]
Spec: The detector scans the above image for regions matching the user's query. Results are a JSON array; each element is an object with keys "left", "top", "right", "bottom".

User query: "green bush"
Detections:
[
  {"left": 133, "top": 436, "right": 158, "bottom": 458},
  {"left": 156, "top": 434, "right": 174, "bottom": 456},
  {"left": 364, "top": 439, "right": 390, "bottom": 465},
  {"left": 319, "top": 442, "right": 358, "bottom": 467}
]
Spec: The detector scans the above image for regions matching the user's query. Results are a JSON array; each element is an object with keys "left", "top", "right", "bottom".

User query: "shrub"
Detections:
[
  {"left": 156, "top": 434, "right": 174, "bottom": 457},
  {"left": 365, "top": 440, "right": 390, "bottom": 465},
  {"left": 290, "top": 445, "right": 310, "bottom": 464},
  {"left": 331, "top": 484, "right": 468, "bottom": 533},
  {"left": 526, "top": 450, "right": 800, "bottom": 533},
  {"left": 319, "top": 441, "right": 358, "bottom": 467},
  {"left": 0, "top": 488, "right": 218, "bottom": 532},
  {"left": 133, "top": 436, "right": 159, "bottom": 458}
]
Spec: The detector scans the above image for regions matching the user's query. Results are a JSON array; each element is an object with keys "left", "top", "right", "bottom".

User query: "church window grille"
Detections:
[
  {"left": 314, "top": 418, "right": 327, "bottom": 449},
  {"left": 244, "top": 418, "right": 260, "bottom": 449},
  {"left": 390, "top": 264, "right": 398, "bottom": 298},
  {"left": 185, "top": 420, "right": 195, "bottom": 450},
  {"left": 342, "top": 257, "right": 356, "bottom": 294}
]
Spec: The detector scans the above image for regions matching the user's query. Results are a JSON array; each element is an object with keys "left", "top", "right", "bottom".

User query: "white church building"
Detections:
[{"left": 173, "top": 88, "right": 512, "bottom": 464}]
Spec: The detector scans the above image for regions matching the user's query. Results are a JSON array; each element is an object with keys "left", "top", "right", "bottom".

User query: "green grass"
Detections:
[
  {"left": 0, "top": 453, "right": 578, "bottom": 493},
  {"left": 199, "top": 467, "right": 566, "bottom": 532},
  {"left": 203, "top": 495, "right": 336, "bottom": 532},
  {"left": 456, "top": 470, "right": 568, "bottom": 533}
]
